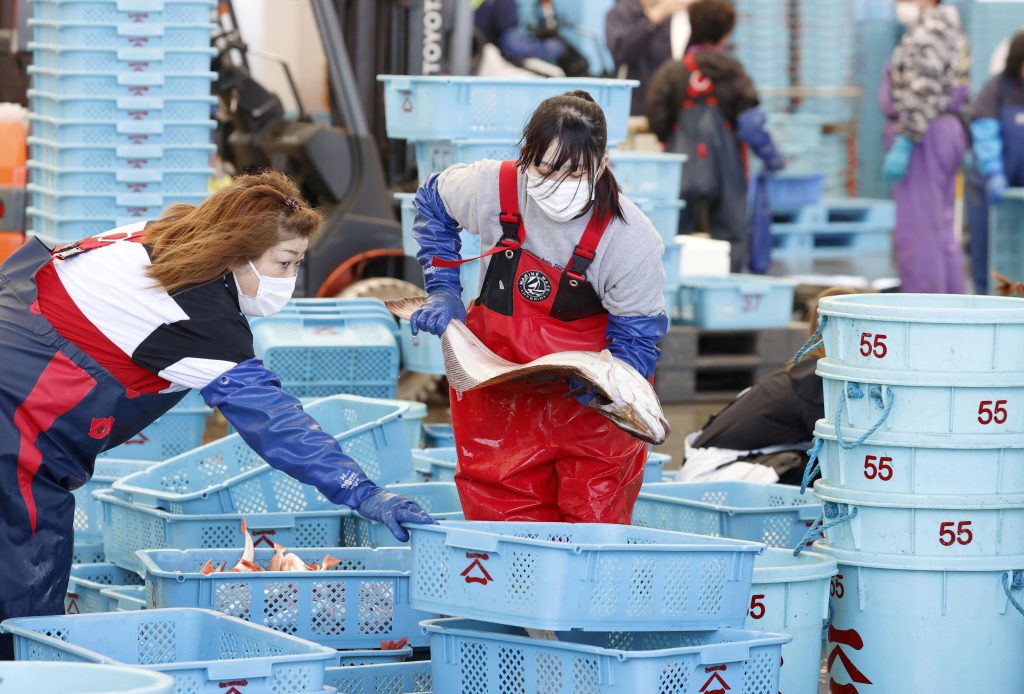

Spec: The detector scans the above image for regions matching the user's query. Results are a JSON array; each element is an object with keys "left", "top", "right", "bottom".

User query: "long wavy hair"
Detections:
[{"left": 144, "top": 170, "right": 321, "bottom": 294}]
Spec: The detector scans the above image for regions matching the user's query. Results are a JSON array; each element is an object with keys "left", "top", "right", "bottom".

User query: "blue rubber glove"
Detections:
[
  {"left": 987, "top": 173, "right": 1009, "bottom": 205},
  {"left": 567, "top": 377, "right": 598, "bottom": 407},
  {"left": 201, "top": 359, "right": 381, "bottom": 508},
  {"left": 606, "top": 313, "right": 669, "bottom": 379},
  {"left": 737, "top": 107, "right": 786, "bottom": 173},
  {"left": 971, "top": 118, "right": 1005, "bottom": 179},
  {"left": 355, "top": 488, "right": 436, "bottom": 542},
  {"left": 409, "top": 286, "right": 466, "bottom": 336},
  {"left": 883, "top": 135, "right": 913, "bottom": 184}
]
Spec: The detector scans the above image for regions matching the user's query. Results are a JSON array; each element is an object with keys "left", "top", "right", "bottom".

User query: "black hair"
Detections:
[
  {"left": 516, "top": 89, "right": 624, "bottom": 222},
  {"left": 1006, "top": 31, "right": 1024, "bottom": 80},
  {"left": 688, "top": 0, "right": 737, "bottom": 47}
]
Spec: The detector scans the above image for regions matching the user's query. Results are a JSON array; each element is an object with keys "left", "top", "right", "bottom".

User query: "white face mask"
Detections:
[
  {"left": 526, "top": 172, "right": 594, "bottom": 222},
  {"left": 895, "top": 2, "right": 920, "bottom": 26},
  {"left": 234, "top": 260, "right": 296, "bottom": 317}
]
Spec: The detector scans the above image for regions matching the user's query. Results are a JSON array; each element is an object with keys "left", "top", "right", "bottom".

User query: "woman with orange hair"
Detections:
[{"left": 0, "top": 171, "right": 431, "bottom": 657}]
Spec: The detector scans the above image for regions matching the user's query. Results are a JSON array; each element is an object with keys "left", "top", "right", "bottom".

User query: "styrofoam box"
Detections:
[{"left": 677, "top": 235, "right": 731, "bottom": 277}]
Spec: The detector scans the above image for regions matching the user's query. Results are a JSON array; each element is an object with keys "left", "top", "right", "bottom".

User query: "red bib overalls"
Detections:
[{"left": 447, "top": 161, "right": 648, "bottom": 523}]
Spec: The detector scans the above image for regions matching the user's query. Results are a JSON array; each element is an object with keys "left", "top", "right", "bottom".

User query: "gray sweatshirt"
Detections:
[{"left": 436, "top": 159, "right": 667, "bottom": 318}]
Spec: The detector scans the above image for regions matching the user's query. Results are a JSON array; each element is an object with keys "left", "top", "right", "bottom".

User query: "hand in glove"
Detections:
[
  {"left": 356, "top": 488, "right": 436, "bottom": 542},
  {"left": 409, "top": 287, "right": 466, "bottom": 336},
  {"left": 883, "top": 135, "right": 913, "bottom": 184},
  {"left": 986, "top": 173, "right": 1009, "bottom": 205},
  {"left": 567, "top": 377, "right": 600, "bottom": 407}
]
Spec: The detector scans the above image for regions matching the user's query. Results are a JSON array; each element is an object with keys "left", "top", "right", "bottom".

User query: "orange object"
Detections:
[
  {"left": 0, "top": 231, "right": 24, "bottom": 264},
  {"left": 0, "top": 122, "right": 27, "bottom": 187}
]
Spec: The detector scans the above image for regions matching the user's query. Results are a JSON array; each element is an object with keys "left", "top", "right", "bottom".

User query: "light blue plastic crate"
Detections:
[
  {"left": 662, "top": 234, "right": 681, "bottom": 288},
  {"left": 608, "top": 151, "right": 686, "bottom": 199},
  {"left": 635, "top": 197, "right": 685, "bottom": 245},
  {"left": 378, "top": 76, "right": 637, "bottom": 142},
  {"left": 95, "top": 487, "right": 350, "bottom": 572},
  {"left": 30, "top": 42, "right": 216, "bottom": 72},
  {"left": 2, "top": 608, "right": 339, "bottom": 693},
  {"left": 72, "top": 540, "right": 106, "bottom": 565},
  {"left": 29, "top": 67, "right": 215, "bottom": 99},
  {"left": 413, "top": 138, "right": 519, "bottom": 181},
  {"left": 325, "top": 660, "right": 431, "bottom": 693},
  {"left": 30, "top": 0, "right": 215, "bottom": 24},
  {"left": 334, "top": 646, "right": 412, "bottom": 666},
  {"left": 73, "top": 458, "right": 153, "bottom": 540},
  {"left": 28, "top": 137, "right": 214, "bottom": 169},
  {"left": 676, "top": 274, "right": 797, "bottom": 329},
  {"left": 400, "top": 400, "right": 427, "bottom": 451},
  {"left": 65, "top": 562, "right": 143, "bottom": 615},
  {"left": 29, "top": 186, "right": 204, "bottom": 222},
  {"left": 771, "top": 222, "right": 892, "bottom": 257},
  {"left": 410, "top": 521, "right": 764, "bottom": 631},
  {"left": 811, "top": 481, "right": 1024, "bottom": 558},
  {"left": 0, "top": 662, "right": 173, "bottom": 693},
  {"left": 765, "top": 174, "right": 824, "bottom": 212},
  {"left": 989, "top": 189, "right": 1024, "bottom": 289},
  {"left": 29, "top": 162, "right": 211, "bottom": 196},
  {"left": 29, "top": 89, "right": 216, "bottom": 121},
  {"left": 814, "top": 292, "right": 1024, "bottom": 375},
  {"left": 27, "top": 208, "right": 156, "bottom": 242},
  {"left": 113, "top": 395, "right": 415, "bottom": 513},
  {"left": 748, "top": 549, "right": 835, "bottom": 694},
  {"left": 100, "top": 584, "right": 149, "bottom": 612},
  {"left": 95, "top": 395, "right": 209, "bottom": 462},
  {"left": 423, "top": 618, "right": 789, "bottom": 694},
  {"left": 136, "top": 547, "right": 436, "bottom": 649},
  {"left": 274, "top": 297, "right": 394, "bottom": 317},
  {"left": 813, "top": 420, "right": 1024, "bottom": 497},
  {"left": 817, "top": 542, "right": 1024, "bottom": 692},
  {"left": 399, "top": 318, "right": 444, "bottom": 376},
  {"left": 29, "top": 115, "right": 214, "bottom": 147},
  {"left": 632, "top": 482, "right": 821, "bottom": 550},
  {"left": 251, "top": 314, "right": 399, "bottom": 399},
  {"left": 28, "top": 19, "right": 215, "bottom": 49},
  {"left": 344, "top": 482, "right": 463, "bottom": 548},
  {"left": 422, "top": 423, "right": 454, "bottom": 448}
]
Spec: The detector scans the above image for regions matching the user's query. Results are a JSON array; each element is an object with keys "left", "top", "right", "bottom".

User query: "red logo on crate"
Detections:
[
  {"left": 827, "top": 626, "right": 872, "bottom": 693},
  {"left": 66, "top": 592, "right": 80, "bottom": 615},
  {"left": 124, "top": 432, "right": 149, "bottom": 445},
  {"left": 402, "top": 95, "right": 413, "bottom": 112},
  {"left": 127, "top": 37, "right": 150, "bottom": 48},
  {"left": 127, "top": 207, "right": 151, "bottom": 218},
  {"left": 127, "top": 183, "right": 149, "bottom": 193},
  {"left": 129, "top": 86, "right": 151, "bottom": 97},
  {"left": 128, "top": 112, "right": 150, "bottom": 121},
  {"left": 700, "top": 664, "right": 730, "bottom": 693},
  {"left": 128, "top": 61, "right": 150, "bottom": 72},
  {"left": 218, "top": 680, "right": 248, "bottom": 693},
  {"left": 313, "top": 326, "right": 339, "bottom": 336},
  {"left": 460, "top": 552, "right": 493, "bottom": 585},
  {"left": 251, "top": 530, "right": 276, "bottom": 548},
  {"left": 128, "top": 135, "right": 151, "bottom": 145},
  {"left": 128, "top": 12, "right": 150, "bottom": 22},
  {"left": 127, "top": 159, "right": 150, "bottom": 169}
]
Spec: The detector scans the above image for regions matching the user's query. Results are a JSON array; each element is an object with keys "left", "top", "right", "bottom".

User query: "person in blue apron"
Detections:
[
  {"left": 409, "top": 90, "right": 668, "bottom": 523},
  {"left": 645, "top": 0, "right": 786, "bottom": 272},
  {"left": 967, "top": 31, "right": 1024, "bottom": 294},
  {"left": 0, "top": 171, "right": 432, "bottom": 658}
]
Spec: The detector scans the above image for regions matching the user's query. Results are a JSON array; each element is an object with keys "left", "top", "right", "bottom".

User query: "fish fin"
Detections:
[
  {"left": 240, "top": 559, "right": 261, "bottom": 571},
  {"left": 384, "top": 296, "right": 428, "bottom": 321},
  {"left": 320, "top": 555, "right": 341, "bottom": 571},
  {"left": 199, "top": 560, "right": 215, "bottom": 575},
  {"left": 598, "top": 349, "right": 614, "bottom": 362}
]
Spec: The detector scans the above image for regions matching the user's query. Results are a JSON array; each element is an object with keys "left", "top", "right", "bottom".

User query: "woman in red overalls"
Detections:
[{"left": 410, "top": 90, "right": 669, "bottom": 523}]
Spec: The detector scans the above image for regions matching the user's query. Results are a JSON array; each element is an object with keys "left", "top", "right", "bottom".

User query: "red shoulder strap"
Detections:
[
  {"left": 565, "top": 208, "right": 612, "bottom": 281},
  {"left": 433, "top": 160, "right": 525, "bottom": 270},
  {"left": 52, "top": 228, "right": 147, "bottom": 261}
]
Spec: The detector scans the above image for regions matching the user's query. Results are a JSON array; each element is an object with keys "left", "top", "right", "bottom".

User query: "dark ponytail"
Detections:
[
  {"left": 516, "top": 89, "right": 625, "bottom": 222},
  {"left": 1006, "top": 31, "right": 1024, "bottom": 80}
]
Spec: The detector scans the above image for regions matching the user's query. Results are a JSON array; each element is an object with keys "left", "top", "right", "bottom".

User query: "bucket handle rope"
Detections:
[
  {"left": 792, "top": 314, "right": 828, "bottom": 365},
  {"left": 799, "top": 438, "right": 824, "bottom": 495},
  {"left": 835, "top": 383, "right": 895, "bottom": 449},
  {"left": 1002, "top": 571, "right": 1024, "bottom": 616},
  {"left": 793, "top": 502, "right": 858, "bottom": 556}
]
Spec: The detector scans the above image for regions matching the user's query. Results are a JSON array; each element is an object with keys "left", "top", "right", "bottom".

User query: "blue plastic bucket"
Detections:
[
  {"left": 749, "top": 549, "right": 837, "bottom": 694},
  {"left": 422, "top": 423, "right": 455, "bottom": 448},
  {"left": 813, "top": 420, "right": 1024, "bottom": 495},
  {"left": 812, "top": 481, "right": 1024, "bottom": 557},
  {"left": 410, "top": 520, "right": 764, "bottom": 632},
  {"left": 422, "top": 618, "right": 789, "bottom": 694},
  {"left": 816, "top": 542, "right": 1024, "bottom": 692},
  {"left": 819, "top": 360, "right": 1024, "bottom": 437},
  {"left": 0, "top": 662, "right": 174, "bottom": 693},
  {"left": 815, "top": 293, "right": 1024, "bottom": 374}
]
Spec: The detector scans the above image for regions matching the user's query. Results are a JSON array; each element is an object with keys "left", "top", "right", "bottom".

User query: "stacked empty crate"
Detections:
[
  {"left": 377, "top": 75, "right": 640, "bottom": 374},
  {"left": 795, "top": 293, "right": 1024, "bottom": 691},
  {"left": 26, "top": 0, "right": 216, "bottom": 245}
]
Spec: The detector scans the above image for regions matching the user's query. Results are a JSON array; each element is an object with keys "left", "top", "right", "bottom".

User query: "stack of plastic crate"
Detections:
[
  {"left": 792, "top": 293, "right": 1024, "bottom": 691},
  {"left": 732, "top": 0, "right": 790, "bottom": 89},
  {"left": 378, "top": 75, "right": 637, "bottom": 374},
  {"left": 853, "top": 0, "right": 900, "bottom": 199},
  {"left": 25, "top": 0, "right": 217, "bottom": 246},
  {"left": 410, "top": 520, "right": 791, "bottom": 692}
]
